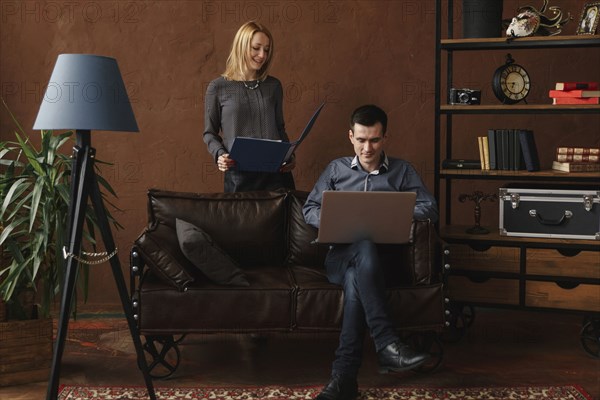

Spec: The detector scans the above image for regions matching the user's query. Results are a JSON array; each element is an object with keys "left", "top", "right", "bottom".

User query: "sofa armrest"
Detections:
[
  {"left": 132, "top": 223, "right": 198, "bottom": 291},
  {"left": 410, "top": 219, "right": 445, "bottom": 285}
]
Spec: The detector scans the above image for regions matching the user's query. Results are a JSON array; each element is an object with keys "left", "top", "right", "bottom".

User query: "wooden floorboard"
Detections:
[{"left": 0, "top": 308, "right": 598, "bottom": 399}]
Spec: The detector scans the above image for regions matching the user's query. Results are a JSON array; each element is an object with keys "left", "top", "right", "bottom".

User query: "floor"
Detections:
[{"left": 0, "top": 307, "right": 598, "bottom": 399}]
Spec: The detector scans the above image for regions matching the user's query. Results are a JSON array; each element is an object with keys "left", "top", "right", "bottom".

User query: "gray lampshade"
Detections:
[{"left": 33, "top": 54, "right": 138, "bottom": 132}]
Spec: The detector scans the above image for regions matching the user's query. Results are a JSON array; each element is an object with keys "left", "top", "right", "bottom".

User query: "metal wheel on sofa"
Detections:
[
  {"left": 405, "top": 331, "right": 444, "bottom": 373},
  {"left": 142, "top": 335, "right": 183, "bottom": 379},
  {"left": 441, "top": 304, "right": 475, "bottom": 343},
  {"left": 580, "top": 316, "right": 600, "bottom": 359}
]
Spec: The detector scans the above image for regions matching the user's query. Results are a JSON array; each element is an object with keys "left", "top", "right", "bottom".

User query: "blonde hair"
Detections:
[{"left": 222, "top": 21, "right": 274, "bottom": 81}]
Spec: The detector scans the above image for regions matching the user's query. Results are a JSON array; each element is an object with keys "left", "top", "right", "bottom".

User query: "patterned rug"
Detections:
[{"left": 57, "top": 384, "right": 593, "bottom": 399}]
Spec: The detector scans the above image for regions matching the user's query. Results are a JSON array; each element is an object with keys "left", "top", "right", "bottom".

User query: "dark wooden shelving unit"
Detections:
[{"left": 434, "top": 0, "right": 600, "bottom": 358}]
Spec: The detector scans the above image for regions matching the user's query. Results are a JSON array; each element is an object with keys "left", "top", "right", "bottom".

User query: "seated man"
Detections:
[{"left": 303, "top": 104, "right": 439, "bottom": 400}]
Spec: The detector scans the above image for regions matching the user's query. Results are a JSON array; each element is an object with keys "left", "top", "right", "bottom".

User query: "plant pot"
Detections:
[
  {"left": 0, "top": 300, "right": 6, "bottom": 322},
  {"left": 0, "top": 306, "right": 53, "bottom": 386},
  {"left": 462, "top": 0, "right": 504, "bottom": 38}
]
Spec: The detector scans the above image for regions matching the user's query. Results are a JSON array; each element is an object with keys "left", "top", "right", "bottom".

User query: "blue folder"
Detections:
[{"left": 229, "top": 102, "right": 325, "bottom": 172}]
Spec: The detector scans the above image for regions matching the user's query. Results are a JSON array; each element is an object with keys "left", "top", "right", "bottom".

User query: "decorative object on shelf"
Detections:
[
  {"left": 462, "top": 0, "right": 504, "bottom": 38},
  {"left": 449, "top": 88, "right": 481, "bottom": 105},
  {"left": 499, "top": 186, "right": 600, "bottom": 240},
  {"left": 492, "top": 54, "right": 531, "bottom": 105},
  {"left": 577, "top": 2, "right": 600, "bottom": 35},
  {"left": 505, "top": 0, "right": 571, "bottom": 37},
  {"left": 442, "top": 159, "right": 481, "bottom": 169},
  {"left": 459, "top": 191, "right": 498, "bottom": 234}
]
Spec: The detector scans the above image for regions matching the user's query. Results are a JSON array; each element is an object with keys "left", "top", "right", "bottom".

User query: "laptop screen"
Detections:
[{"left": 316, "top": 191, "right": 417, "bottom": 244}]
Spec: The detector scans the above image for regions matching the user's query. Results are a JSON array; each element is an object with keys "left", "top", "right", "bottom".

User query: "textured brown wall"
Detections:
[{"left": 1, "top": 0, "right": 598, "bottom": 310}]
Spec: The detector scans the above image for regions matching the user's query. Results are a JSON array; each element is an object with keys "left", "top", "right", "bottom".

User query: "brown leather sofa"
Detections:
[{"left": 130, "top": 189, "right": 448, "bottom": 378}]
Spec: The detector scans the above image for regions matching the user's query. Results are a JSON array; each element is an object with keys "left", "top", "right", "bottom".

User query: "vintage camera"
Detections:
[{"left": 449, "top": 88, "right": 481, "bottom": 105}]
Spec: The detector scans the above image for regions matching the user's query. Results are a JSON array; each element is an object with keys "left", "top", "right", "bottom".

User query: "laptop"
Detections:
[{"left": 316, "top": 191, "right": 417, "bottom": 244}]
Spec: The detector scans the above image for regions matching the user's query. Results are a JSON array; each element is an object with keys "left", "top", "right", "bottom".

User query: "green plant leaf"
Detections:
[
  {"left": 14, "top": 132, "right": 44, "bottom": 176},
  {"left": 5, "top": 188, "right": 33, "bottom": 222},
  {"left": 29, "top": 178, "right": 44, "bottom": 232},
  {"left": 1, "top": 177, "right": 28, "bottom": 219}
]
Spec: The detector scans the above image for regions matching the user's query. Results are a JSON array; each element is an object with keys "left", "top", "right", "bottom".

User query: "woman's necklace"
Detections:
[{"left": 243, "top": 79, "right": 261, "bottom": 90}]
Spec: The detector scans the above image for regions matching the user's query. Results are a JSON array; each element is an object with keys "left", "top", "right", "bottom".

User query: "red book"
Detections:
[
  {"left": 552, "top": 97, "right": 600, "bottom": 105},
  {"left": 555, "top": 82, "right": 598, "bottom": 91},
  {"left": 556, "top": 154, "right": 600, "bottom": 163},
  {"left": 549, "top": 89, "right": 600, "bottom": 98},
  {"left": 557, "top": 147, "right": 600, "bottom": 155}
]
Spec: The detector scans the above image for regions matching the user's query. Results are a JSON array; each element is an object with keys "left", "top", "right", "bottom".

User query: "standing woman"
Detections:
[{"left": 204, "top": 21, "right": 296, "bottom": 192}]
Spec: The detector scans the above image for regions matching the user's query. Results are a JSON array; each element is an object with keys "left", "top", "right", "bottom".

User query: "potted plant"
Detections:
[{"left": 0, "top": 100, "right": 119, "bottom": 385}]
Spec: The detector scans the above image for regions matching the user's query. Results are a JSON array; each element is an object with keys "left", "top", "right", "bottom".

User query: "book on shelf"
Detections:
[
  {"left": 555, "top": 82, "right": 598, "bottom": 91},
  {"left": 500, "top": 129, "right": 510, "bottom": 170},
  {"left": 494, "top": 129, "right": 503, "bottom": 170},
  {"left": 556, "top": 153, "right": 600, "bottom": 163},
  {"left": 552, "top": 161, "right": 600, "bottom": 172},
  {"left": 507, "top": 130, "right": 515, "bottom": 170},
  {"left": 552, "top": 97, "right": 599, "bottom": 105},
  {"left": 481, "top": 136, "right": 490, "bottom": 170},
  {"left": 477, "top": 136, "right": 485, "bottom": 170},
  {"left": 549, "top": 89, "right": 600, "bottom": 98},
  {"left": 487, "top": 129, "right": 497, "bottom": 170},
  {"left": 513, "top": 130, "right": 523, "bottom": 171},
  {"left": 518, "top": 129, "right": 540, "bottom": 172},
  {"left": 557, "top": 147, "right": 600, "bottom": 155},
  {"left": 476, "top": 129, "right": 533, "bottom": 172}
]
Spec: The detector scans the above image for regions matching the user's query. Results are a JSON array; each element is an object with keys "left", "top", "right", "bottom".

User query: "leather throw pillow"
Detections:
[{"left": 175, "top": 218, "right": 249, "bottom": 287}]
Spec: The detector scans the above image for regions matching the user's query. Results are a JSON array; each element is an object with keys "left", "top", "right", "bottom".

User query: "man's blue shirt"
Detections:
[{"left": 303, "top": 154, "right": 438, "bottom": 228}]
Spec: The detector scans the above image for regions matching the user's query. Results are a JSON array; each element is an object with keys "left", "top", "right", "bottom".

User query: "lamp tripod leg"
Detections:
[
  {"left": 46, "top": 144, "right": 93, "bottom": 400},
  {"left": 88, "top": 173, "right": 157, "bottom": 400}
]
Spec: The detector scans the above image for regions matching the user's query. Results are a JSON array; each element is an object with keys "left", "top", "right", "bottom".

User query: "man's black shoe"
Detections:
[
  {"left": 314, "top": 374, "right": 358, "bottom": 400},
  {"left": 377, "top": 341, "right": 430, "bottom": 373}
]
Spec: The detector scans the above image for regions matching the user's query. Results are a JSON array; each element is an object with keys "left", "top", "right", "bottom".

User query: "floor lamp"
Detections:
[{"left": 33, "top": 54, "right": 156, "bottom": 400}]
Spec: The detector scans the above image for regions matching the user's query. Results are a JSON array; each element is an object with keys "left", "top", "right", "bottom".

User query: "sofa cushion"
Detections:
[
  {"left": 134, "top": 223, "right": 196, "bottom": 291},
  {"left": 147, "top": 190, "right": 287, "bottom": 267},
  {"left": 176, "top": 218, "right": 249, "bottom": 287},
  {"left": 290, "top": 265, "right": 445, "bottom": 331},
  {"left": 138, "top": 266, "right": 295, "bottom": 333}
]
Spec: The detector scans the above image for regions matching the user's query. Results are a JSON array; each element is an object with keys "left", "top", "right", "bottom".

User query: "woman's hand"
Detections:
[
  {"left": 218, "top": 153, "right": 235, "bottom": 172},
  {"left": 280, "top": 154, "right": 296, "bottom": 172}
]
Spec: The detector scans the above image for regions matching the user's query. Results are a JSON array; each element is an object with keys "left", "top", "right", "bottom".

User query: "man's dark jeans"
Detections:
[{"left": 324, "top": 239, "right": 400, "bottom": 377}]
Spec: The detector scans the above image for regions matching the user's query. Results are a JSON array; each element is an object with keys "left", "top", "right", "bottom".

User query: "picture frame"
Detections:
[{"left": 576, "top": 2, "right": 600, "bottom": 35}]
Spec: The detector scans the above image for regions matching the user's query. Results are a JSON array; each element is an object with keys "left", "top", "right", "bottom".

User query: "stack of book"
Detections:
[
  {"left": 549, "top": 82, "right": 599, "bottom": 105},
  {"left": 552, "top": 147, "right": 600, "bottom": 172},
  {"left": 477, "top": 129, "right": 540, "bottom": 172}
]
